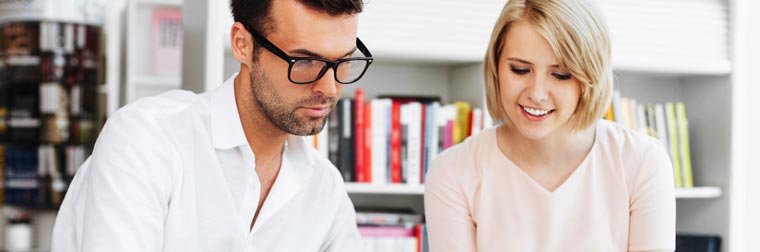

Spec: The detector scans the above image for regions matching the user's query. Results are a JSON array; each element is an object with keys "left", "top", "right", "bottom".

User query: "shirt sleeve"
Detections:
[
  {"left": 628, "top": 141, "right": 676, "bottom": 251},
  {"left": 320, "top": 190, "right": 365, "bottom": 252},
  {"left": 76, "top": 109, "right": 179, "bottom": 251},
  {"left": 424, "top": 155, "right": 477, "bottom": 252}
]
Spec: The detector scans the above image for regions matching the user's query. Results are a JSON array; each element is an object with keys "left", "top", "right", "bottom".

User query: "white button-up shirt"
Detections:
[{"left": 52, "top": 74, "right": 364, "bottom": 252}]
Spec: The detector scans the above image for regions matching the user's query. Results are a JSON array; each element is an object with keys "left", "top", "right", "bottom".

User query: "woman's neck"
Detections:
[{"left": 497, "top": 122, "right": 597, "bottom": 171}]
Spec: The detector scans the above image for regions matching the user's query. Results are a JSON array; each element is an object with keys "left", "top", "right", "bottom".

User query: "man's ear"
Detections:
[{"left": 230, "top": 22, "right": 254, "bottom": 69}]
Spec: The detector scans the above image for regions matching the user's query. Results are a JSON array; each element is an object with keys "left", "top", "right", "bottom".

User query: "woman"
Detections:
[{"left": 423, "top": 0, "right": 675, "bottom": 251}]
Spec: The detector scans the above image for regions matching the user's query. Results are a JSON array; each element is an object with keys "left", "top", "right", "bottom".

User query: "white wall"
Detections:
[
  {"left": 449, "top": 63, "right": 486, "bottom": 108},
  {"left": 731, "top": 0, "right": 760, "bottom": 250},
  {"left": 680, "top": 75, "right": 732, "bottom": 240},
  {"left": 340, "top": 62, "right": 452, "bottom": 101}
]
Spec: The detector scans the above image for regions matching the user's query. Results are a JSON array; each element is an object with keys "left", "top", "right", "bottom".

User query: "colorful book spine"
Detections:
[
  {"left": 400, "top": 104, "right": 409, "bottom": 183},
  {"left": 364, "top": 101, "right": 372, "bottom": 183},
  {"left": 677, "top": 102, "right": 694, "bottom": 188},
  {"left": 425, "top": 102, "right": 440, "bottom": 182},
  {"left": 666, "top": 102, "right": 683, "bottom": 188},
  {"left": 370, "top": 99, "right": 390, "bottom": 185},
  {"left": 654, "top": 104, "right": 669, "bottom": 152},
  {"left": 406, "top": 102, "right": 422, "bottom": 185},
  {"left": 390, "top": 101, "right": 402, "bottom": 183},
  {"left": 453, "top": 102, "right": 471, "bottom": 144},
  {"left": 354, "top": 89, "right": 366, "bottom": 182},
  {"left": 339, "top": 99, "right": 355, "bottom": 182}
]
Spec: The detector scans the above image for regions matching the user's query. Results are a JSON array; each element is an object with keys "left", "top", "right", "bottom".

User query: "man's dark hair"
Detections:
[{"left": 230, "top": 0, "right": 364, "bottom": 35}]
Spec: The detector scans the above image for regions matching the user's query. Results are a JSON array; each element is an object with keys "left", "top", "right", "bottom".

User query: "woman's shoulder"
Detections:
[
  {"left": 595, "top": 120, "right": 671, "bottom": 185},
  {"left": 596, "top": 119, "right": 663, "bottom": 157},
  {"left": 427, "top": 127, "right": 498, "bottom": 180},
  {"left": 436, "top": 127, "right": 498, "bottom": 163}
]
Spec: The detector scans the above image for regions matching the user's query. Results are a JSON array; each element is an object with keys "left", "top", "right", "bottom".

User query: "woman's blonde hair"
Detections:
[{"left": 483, "top": 0, "right": 613, "bottom": 131}]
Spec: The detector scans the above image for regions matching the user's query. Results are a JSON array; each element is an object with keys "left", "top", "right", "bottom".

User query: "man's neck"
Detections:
[{"left": 234, "top": 72, "right": 288, "bottom": 161}]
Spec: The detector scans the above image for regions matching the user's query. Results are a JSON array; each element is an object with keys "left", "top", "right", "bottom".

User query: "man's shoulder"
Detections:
[
  {"left": 114, "top": 90, "right": 206, "bottom": 122},
  {"left": 104, "top": 90, "right": 209, "bottom": 140},
  {"left": 120, "top": 90, "right": 205, "bottom": 115}
]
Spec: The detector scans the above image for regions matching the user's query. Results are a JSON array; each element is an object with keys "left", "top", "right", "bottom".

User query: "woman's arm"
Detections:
[
  {"left": 424, "top": 157, "right": 477, "bottom": 252},
  {"left": 628, "top": 142, "right": 676, "bottom": 252}
]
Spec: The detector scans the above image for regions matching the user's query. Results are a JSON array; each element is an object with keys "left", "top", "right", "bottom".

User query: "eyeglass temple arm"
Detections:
[{"left": 356, "top": 38, "right": 373, "bottom": 58}]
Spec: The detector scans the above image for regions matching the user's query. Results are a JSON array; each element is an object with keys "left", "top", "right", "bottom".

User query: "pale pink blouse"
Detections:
[{"left": 424, "top": 120, "right": 675, "bottom": 252}]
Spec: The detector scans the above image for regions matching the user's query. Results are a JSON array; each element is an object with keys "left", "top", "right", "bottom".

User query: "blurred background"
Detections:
[{"left": 0, "top": 0, "right": 758, "bottom": 251}]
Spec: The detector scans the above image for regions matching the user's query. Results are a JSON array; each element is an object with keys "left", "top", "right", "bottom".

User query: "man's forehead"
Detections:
[{"left": 268, "top": 1, "right": 358, "bottom": 59}]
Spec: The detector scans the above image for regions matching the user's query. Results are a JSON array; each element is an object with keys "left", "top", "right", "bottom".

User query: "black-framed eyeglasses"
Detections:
[{"left": 242, "top": 23, "right": 373, "bottom": 85}]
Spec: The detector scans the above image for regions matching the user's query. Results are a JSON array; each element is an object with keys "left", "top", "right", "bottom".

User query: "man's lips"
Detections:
[{"left": 300, "top": 106, "right": 331, "bottom": 117}]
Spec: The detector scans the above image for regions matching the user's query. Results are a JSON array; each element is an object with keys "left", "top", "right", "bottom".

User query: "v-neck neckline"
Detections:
[{"left": 493, "top": 123, "right": 599, "bottom": 195}]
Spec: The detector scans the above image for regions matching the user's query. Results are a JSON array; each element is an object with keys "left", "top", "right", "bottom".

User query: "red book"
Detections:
[
  {"left": 415, "top": 224, "right": 423, "bottom": 252},
  {"left": 468, "top": 109, "right": 474, "bottom": 137},
  {"left": 364, "top": 102, "right": 372, "bottom": 183},
  {"left": 354, "top": 89, "right": 366, "bottom": 182},
  {"left": 390, "top": 100, "right": 402, "bottom": 183}
]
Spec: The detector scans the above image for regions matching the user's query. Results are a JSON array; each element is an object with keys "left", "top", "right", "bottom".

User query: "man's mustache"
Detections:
[{"left": 298, "top": 95, "right": 336, "bottom": 107}]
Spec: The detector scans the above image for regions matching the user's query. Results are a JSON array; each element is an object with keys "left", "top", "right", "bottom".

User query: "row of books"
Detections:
[
  {"left": 1, "top": 22, "right": 102, "bottom": 85},
  {"left": 1, "top": 144, "right": 86, "bottom": 207},
  {"left": 356, "top": 208, "right": 428, "bottom": 252},
  {"left": 605, "top": 91, "right": 694, "bottom": 188},
  {"left": 0, "top": 82, "right": 98, "bottom": 145},
  {"left": 359, "top": 225, "right": 427, "bottom": 252},
  {"left": 306, "top": 89, "right": 485, "bottom": 185}
]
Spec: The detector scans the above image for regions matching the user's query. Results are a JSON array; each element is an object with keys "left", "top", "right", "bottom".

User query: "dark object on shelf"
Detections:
[{"left": 676, "top": 234, "right": 721, "bottom": 252}]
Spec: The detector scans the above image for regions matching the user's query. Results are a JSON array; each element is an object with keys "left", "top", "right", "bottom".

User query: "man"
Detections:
[{"left": 51, "top": 0, "right": 372, "bottom": 251}]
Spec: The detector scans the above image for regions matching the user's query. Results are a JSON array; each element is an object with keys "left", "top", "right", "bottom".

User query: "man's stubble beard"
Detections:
[{"left": 248, "top": 65, "right": 335, "bottom": 136}]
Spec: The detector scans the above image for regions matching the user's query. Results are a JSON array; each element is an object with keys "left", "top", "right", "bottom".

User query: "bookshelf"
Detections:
[
  {"left": 185, "top": 0, "right": 738, "bottom": 251},
  {"left": 0, "top": 17, "right": 106, "bottom": 252}
]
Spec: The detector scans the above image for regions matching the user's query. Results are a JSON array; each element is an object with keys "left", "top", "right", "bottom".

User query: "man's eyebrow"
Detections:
[{"left": 289, "top": 47, "right": 358, "bottom": 59}]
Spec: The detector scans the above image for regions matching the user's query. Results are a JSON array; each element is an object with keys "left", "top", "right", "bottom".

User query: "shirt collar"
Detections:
[
  {"left": 210, "top": 73, "right": 315, "bottom": 166},
  {"left": 210, "top": 73, "right": 247, "bottom": 149}
]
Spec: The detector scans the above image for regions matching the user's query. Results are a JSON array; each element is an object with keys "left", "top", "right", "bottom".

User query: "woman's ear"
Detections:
[{"left": 230, "top": 22, "right": 254, "bottom": 69}]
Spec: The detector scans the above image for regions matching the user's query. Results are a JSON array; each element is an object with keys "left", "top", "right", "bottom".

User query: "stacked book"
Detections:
[{"left": 356, "top": 208, "right": 428, "bottom": 252}]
